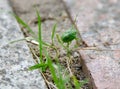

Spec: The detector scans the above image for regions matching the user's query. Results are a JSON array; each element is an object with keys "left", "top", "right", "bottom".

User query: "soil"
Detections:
[{"left": 10, "top": 0, "right": 89, "bottom": 89}]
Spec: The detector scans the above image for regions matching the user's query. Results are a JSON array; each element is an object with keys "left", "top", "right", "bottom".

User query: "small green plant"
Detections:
[{"left": 15, "top": 11, "right": 87, "bottom": 89}]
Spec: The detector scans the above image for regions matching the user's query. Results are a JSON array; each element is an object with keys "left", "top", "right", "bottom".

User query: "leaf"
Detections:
[
  {"left": 56, "top": 34, "right": 67, "bottom": 49},
  {"left": 51, "top": 23, "right": 57, "bottom": 44},
  {"left": 79, "top": 79, "right": 88, "bottom": 88},
  {"left": 29, "top": 63, "right": 48, "bottom": 70},
  {"left": 44, "top": 49, "right": 59, "bottom": 87},
  {"left": 56, "top": 34, "right": 63, "bottom": 44},
  {"left": 36, "top": 10, "right": 42, "bottom": 62},
  {"left": 72, "top": 76, "right": 80, "bottom": 89},
  {"left": 15, "top": 15, "right": 35, "bottom": 35},
  {"left": 9, "top": 38, "right": 26, "bottom": 44}
]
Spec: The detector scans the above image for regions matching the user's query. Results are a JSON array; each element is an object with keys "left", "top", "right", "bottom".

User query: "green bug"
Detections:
[{"left": 61, "top": 28, "right": 77, "bottom": 43}]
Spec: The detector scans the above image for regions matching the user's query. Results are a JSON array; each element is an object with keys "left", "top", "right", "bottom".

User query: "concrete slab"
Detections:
[
  {"left": 63, "top": 0, "right": 120, "bottom": 89},
  {"left": 0, "top": 0, "right": 47, "bottom": 89}
]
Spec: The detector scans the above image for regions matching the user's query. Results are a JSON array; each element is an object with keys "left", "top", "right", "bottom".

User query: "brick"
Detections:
[{"left": 63, "top": 0, "right": 120, "bottom": 89}]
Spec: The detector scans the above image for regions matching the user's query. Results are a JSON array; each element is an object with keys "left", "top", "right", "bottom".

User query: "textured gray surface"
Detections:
[{"left": 0, "top": 0, "right": 47, "bottom": 89}]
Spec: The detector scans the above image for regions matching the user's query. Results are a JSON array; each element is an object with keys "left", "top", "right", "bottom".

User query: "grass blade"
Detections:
[
  {"left": 9, "top": 38, "right": 26, "bottom": 44},
  {"left": 72, "top": 76, "right": 80, "bottom": 89},
  {"left": 44, "top": 49, "right": 59, "bottom": 88},
  {"left": 56, "top": 34, "right": 63, "bottom": 44},
  {"left": 42, "top": 41, "right": 50, "bottom": 46},
  {"left": 79, "top": 79, "right": 88, "bottom": 88},
  {"left": 36, "top": 10, "right": 42, "bottom": 63},
  {"left": 48, "top": 57, "right": 58, "bottom": 87},
  {"left": 51, "top": 23, "right": 57, "bottom": 45},
  {"left": 15, "top": 15, "right": 35, "bottom": 35},
  {"left": 56, "top": 34, "right": 67, "bottom": 49},
  {"left": 29, "top": 63, "right": 48, "bottom": 70}
]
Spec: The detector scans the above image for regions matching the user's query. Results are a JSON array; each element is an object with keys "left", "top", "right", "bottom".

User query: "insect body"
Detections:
[{"left": 61, "top": 28, "right": 77, "bottom": 43}]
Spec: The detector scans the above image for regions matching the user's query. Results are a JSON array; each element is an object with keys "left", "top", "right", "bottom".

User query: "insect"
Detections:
[{"left": 61, "top": 28, "right": 77, "bottom": 43}]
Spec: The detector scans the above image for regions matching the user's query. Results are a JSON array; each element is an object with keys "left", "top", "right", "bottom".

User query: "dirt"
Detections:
[{"left": 10, "top": 0, "right": 89, "bottom": 89}]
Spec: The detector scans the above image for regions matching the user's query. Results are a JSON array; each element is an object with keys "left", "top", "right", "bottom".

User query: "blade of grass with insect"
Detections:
[
  {"left": 36, "top": 10, "right": 43, "bottom": 63},
  {"left": 51, "top": 23, "right": 57, "bottom": 45}
]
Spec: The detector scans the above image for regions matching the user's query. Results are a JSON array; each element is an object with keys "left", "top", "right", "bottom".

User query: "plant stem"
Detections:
[{"left": 66, "top": 42, "right": 71, "bottom": 59}]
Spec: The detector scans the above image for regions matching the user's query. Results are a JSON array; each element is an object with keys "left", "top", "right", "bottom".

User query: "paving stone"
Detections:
[
  {"left": 63, "top": 0, "right": 120, "bottom": 89},
  {"left": 0, "top": 0, "right": 47, "bottom": 89}
]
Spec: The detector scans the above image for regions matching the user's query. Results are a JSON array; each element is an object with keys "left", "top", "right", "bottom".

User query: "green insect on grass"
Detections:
[{"left": 61, "top": 28, "right": 77, "bottom": 43}]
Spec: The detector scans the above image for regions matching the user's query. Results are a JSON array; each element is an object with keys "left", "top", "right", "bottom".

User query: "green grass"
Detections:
[
  {"left": 51, "top": 23, "right": 57, "bottom": 45},
  {"left": 15, "top": 14, "right": 36, "bottom": 37},
  {"left": 15, "top": 11, "right": 88, "bottom": 89},
  {"left": 36, "top": 10, "right": 42, "bottom": 63}
]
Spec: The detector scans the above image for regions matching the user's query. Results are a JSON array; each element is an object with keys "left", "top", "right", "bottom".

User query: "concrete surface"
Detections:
[{"left": 0, "top": 0, "right": 47, "bottom": 89}]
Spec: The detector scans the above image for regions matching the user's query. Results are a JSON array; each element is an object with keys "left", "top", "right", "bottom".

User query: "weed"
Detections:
[
  {"left": 51, "top": 24, "right": 57, "bottom": 46},
  {"left": 15, "top": 11, "right": 88, "bottom": 89}
]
